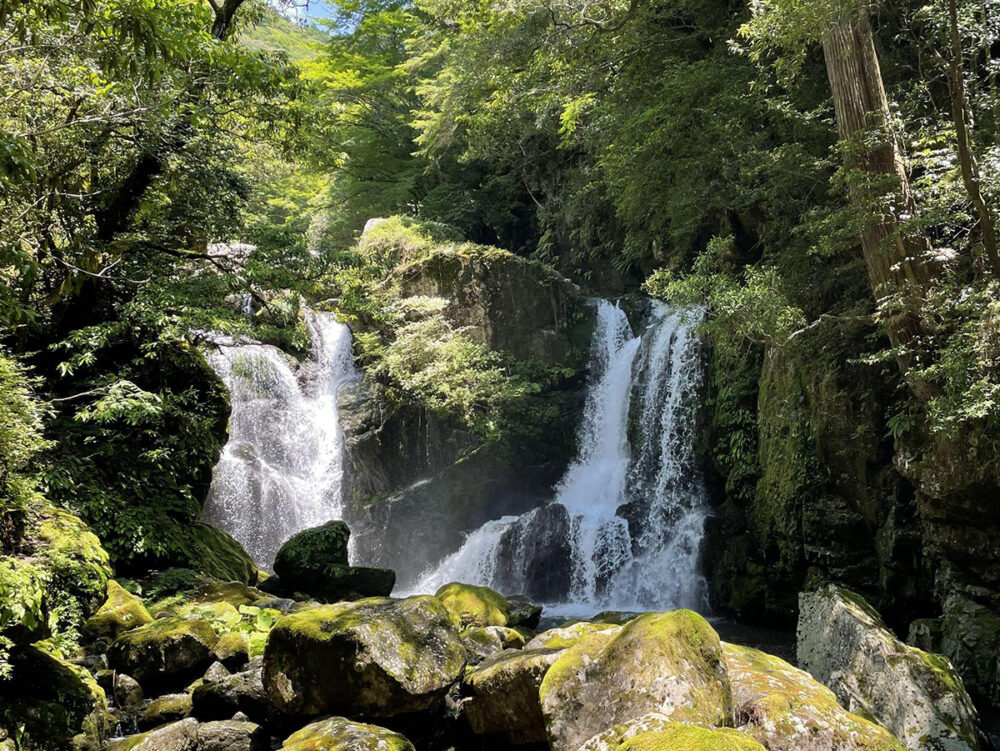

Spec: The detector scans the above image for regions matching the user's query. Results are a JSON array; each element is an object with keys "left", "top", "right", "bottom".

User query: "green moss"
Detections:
[
  {"left": 527, "top": 621, "right": 620, "bottom": 650},
  {"left": 280, "top": 716, "right": 415, "bottom": 751},
  {"left": 140, "top": 693, "right": 192, "bottom": 727},
  {"left": 0, "top": 644, "right": 111, "bottom": 747},
  {"left": 724, "top": 642, "right": 904, "bottom": 751},
  {"left": 435, "top": 582, "right": 509, "bottom": 627},
  {"left": 82, "top": 580, "right": 153, "bottom": 642},
  {"left": 612, "top": 723, "right": 766, "bottom": 751},
  {"left": 177, "top": 522, "right": 258, "bottom": 585}
]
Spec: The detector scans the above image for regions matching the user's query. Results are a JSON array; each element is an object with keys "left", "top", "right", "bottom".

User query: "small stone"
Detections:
[{"left": 196, "top": 719, "right": 268, "bottom": 751}]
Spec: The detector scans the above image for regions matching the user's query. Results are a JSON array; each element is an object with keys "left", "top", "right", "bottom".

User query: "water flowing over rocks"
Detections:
[
  {"left": 411, "top": 300, "right": 709, "bottom": 612},
  {"left": 798, "top": 585, "right": 986, "bottom": 751},
  {"left": 202, "top": 310, "right": 357, "bottom": 569}
]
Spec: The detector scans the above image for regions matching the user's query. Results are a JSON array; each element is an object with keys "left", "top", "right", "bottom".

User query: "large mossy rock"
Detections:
[
  {"left": 539, "top": 610, "right": 731, "bottom": 751},
  {"left": 83, "top": 580, "right": 153, "bottom": 643},
  {"left": 724, "top": 642, "right": 904, "bottom": 751},
  {"left": 271, "top": 521, "right": 394, "bottom": 602},
  {"left": 462, "top": 647, "right": 564, "bottom": 743},
  {"left": 108, "top": 616, "right": 220, "bottom": 689},
  {"left": 798, "top": 585, "right": 986, "bottom": 751},
  {"left": 435, "top": 582, "right": 509, "bottom": 627},
  {"left": 263, "top": 595, "right": 466, "bottom": 716},
  {"left": 180, "top": 522, "right": 259, "bottom": 585},
  {"left": 273, "top": 520, "right": 350, "bottom": 578},
  {"left": 280, "top": 717, "right": 415, "bottom": 751},
  {"left": 582, "top": 716, "right": 767, "bottom": 751},
  {"left": 0, "top": 644, "right": 111, "bottom": 749}
]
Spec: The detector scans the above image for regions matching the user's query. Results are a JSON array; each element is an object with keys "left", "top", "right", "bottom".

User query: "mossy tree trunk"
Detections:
[{"left": 821, "top": 2, "right": 941, "bottom": 394}]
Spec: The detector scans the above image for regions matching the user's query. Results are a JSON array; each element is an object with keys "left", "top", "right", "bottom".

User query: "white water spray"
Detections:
[
  {"left": 409, "top": 299, "right": 708, "bottom": 613},
  {"left": 201, "top": 310, "right": 357, "bottom": 568}
]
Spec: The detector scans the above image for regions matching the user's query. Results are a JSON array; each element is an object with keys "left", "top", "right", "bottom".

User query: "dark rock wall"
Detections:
[{"left": 340, "top": 250, "right": 594, "bottom": 585}]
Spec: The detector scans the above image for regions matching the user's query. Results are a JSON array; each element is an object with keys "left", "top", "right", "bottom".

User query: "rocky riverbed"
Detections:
[{"left": 1, "top": 520, "right": 990, "bottom": 751}]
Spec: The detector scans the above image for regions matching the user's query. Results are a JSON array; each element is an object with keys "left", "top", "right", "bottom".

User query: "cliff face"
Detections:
[
  {"left": 337, "top": 240, "right": 594, "bottom": 585},
  {"left": 703, "top": 316, "right": 1000, "bottom": 712}
]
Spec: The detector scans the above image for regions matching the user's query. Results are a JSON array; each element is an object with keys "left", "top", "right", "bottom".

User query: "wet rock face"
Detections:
[
  {"left": 339, "top": 249, "right": 593, "bottom": 584},
  {"left": 703, "top": 318, "right": 928, "bottom": 626},
  {"left": 262, "top": 596, "right": 466, "bottom": 717},
  {"left": 539, "top": 610, "right": 731, "bottom": 751},
  {"left": 493, "top": 503, "right": 574, "bottom": 602},
  {"left": 798, "top": 585, "right": 987, "bottom": 751}
]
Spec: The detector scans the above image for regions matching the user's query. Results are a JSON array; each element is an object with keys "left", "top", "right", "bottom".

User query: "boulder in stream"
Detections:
[
  {"left": 82, "top": 580, "right": 153, "bottom": 643},
  {"left": 538, "top": 610, "right": 731, "bottom": 751},
  {"left": 798, "top": 585, "right": 986, "bottom": 751},
  {"left": 724, "top": 642, "right": 904, "bottom": 751},
  {"left": 462, "top": 647, "right": 564, "bottom": 743},
  {"left": 271, "top": 521, "right": 395, "bottom": 602},
  {"left": 435, "top": 581, "right": 510, "bottom": 627},
  {"left": 108, "top": 616, "right": 219, "bottom": 690},
  {"left": 263, "top": 595, "right": 466, "bottom": 716},
  {"left": 280, "top": 716, "right": 415, "bottom": 751}
]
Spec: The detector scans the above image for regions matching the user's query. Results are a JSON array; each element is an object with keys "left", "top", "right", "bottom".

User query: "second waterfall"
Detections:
[{"left": 411, "top": 300, "right": 709, "bottom": 612}]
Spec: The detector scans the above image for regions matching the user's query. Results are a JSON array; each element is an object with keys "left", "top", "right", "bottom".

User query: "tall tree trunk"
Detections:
[
  {"left": 821, "top": 2, "right": 941, "bottom": 394},
  {"left": 947, "top": 0, "right": 1000, "bottom": 275}
]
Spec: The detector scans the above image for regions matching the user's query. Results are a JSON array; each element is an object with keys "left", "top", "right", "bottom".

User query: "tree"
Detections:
[{"left": 742, "top": 0, "right": 944, "bottom": 393}]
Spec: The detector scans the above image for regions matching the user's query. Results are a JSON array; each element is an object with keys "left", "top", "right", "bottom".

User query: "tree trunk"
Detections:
[
  {"left": 821, "top": 2, "right": 940, "bottom": 393},
  {"left": 947, "top": 0, "right": 1000, "bottom": 275}
]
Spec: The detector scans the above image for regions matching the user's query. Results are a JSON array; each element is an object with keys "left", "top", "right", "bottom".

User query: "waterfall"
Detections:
[
  {"left": 409, "top": 299, "right": 708, "bottom": 613},
  {"left": 201, "top": 310, "right": 357, "bottom": 568}
]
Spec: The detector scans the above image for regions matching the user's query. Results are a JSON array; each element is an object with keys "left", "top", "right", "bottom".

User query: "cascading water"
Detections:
[
  {"left": 201, "top": 310, "right": 357, "bottom": 568},
  {"left": 409, "top": 299, "right": 708, "bottom": 613}
]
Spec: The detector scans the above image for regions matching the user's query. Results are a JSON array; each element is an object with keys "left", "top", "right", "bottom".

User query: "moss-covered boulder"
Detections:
[
  {"left": 197, "top": 719, "right": 268, "bottom": 751},
  {"left": 435, "top": 582, "right": 509, "bottom": 627},
  {"left": 724, "top": 642, "right": 903, "bottom": 751},
  {"left": 539, "top": 610, "right": 731, "bottom": 751},
  {"left": 582, "top": 716, "right": 767, "bottom": 751},
  {"left": 462, "top": 647, "right": 564, "bottom": 743},
  {"left": 273, "top": 519, "right": 349, "bottom": 579},
  {"left": 280, "top": 717, "right": 415, "bottom": 751},
  {"left": 83, "top": 580, "right": 153, "bottom": 643},
  {"left": 108, "top": 616, "right": 220, "bottom": 689},
  {"left": 525, "top": 621, "right": 620, "bottom": 650},
  {"left": 179, "top": 523, "right": 259, "bottom": 586},
  {"left": 263, "top": 595, "right": 466, "bottom": 716},
  {"left": 139, "top": 693, "right": 192, "bottom": 730},
  {"left": 105, "top": 717, "right": 199, "bottom": 751},
  {"left": 798, "top": 585, "right": 986, "bottom": 751},
  {"left": 0, "top": 644, "right": 111, "bottom": 749}
]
